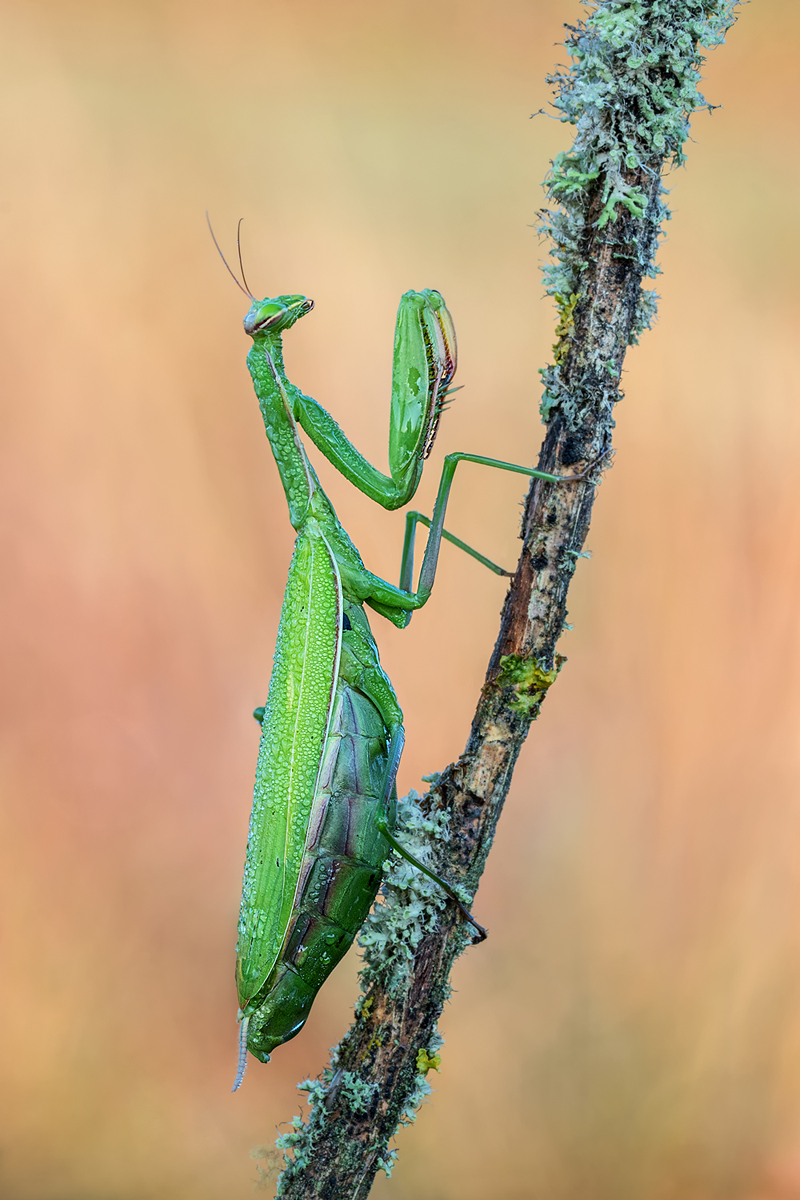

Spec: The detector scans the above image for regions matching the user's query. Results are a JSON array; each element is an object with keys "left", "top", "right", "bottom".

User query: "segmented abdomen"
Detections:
[{"left": 244, "top": 676, "right": 393, "bottom": 1061}]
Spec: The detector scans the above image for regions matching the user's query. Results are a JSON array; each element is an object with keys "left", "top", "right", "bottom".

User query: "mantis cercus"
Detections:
[{"left": 211, "top": 223, "right": 580, "bottom": 1092}]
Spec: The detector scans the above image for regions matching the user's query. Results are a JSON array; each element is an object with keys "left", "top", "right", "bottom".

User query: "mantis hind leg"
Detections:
[
  {"left": 375, "top": 727, "right": 487, "bottom": 944},
  {"left": 342, "top": 649, "right": 487, "bottom": 942},
  {"left": 402, "top": 511, "right": 512, "bottom": 580}
]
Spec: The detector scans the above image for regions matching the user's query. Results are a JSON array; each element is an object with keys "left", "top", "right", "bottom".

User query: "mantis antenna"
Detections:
[
  {"left": 206, "top": 211, "right": 255, "bottom": 301},
  {"left": 236, "top": 218, "right": 255, "bottom": 301}
]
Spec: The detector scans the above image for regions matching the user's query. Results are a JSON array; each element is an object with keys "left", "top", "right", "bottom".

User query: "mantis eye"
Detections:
[
  {"left": 245, "top": 302, "right": 287, "bottom": 334},
  {"left": 244, "top": 297, "right": 314, "bottom": 337}
]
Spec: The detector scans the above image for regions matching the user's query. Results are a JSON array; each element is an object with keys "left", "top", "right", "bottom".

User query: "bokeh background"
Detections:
[{"left": 1, "top": 1, "right": 798, "bottom": 1197}]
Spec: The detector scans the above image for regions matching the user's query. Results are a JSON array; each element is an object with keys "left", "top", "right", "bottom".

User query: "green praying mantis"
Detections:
[{"left": 210, "top": 222, "right": 582, "bottom": 1091}]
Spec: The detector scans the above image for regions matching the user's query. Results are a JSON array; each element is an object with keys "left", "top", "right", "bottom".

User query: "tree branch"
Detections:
[{"left": 273, "top": 3, "right": 740, "bottom": 1195}]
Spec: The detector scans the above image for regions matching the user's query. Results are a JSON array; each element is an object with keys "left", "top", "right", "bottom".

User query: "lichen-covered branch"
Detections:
[{"left": 272, "top": 3, "right": 739, "bottom": 1196}]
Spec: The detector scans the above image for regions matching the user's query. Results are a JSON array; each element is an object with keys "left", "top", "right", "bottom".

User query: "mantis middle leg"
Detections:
[{"left": 351, "top": 453, "right": 584, "bottom": 625}]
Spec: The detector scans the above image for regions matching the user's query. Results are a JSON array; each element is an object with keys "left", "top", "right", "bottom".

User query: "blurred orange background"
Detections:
[{"left": 1, "top": 1, "right": 799, "bottom": 1197}]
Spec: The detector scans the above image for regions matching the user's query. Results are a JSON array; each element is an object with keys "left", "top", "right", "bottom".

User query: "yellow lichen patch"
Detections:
[
  {"left": 497, "top": 653, "right": 564, "bottom": 717},
  {"left": 416, "top": 1048, "right": 442, "bottom": 1075},
  {"left": 552, "top": 292, "right": 579, "bottom": 365},
  {"left": 359, "top": 996, "right": 374, "bottom": 1020}
]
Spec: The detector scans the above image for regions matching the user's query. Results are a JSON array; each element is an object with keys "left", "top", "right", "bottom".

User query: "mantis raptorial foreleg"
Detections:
[{"left": 290, "top": 289, "right": 457, "bottom": 510}]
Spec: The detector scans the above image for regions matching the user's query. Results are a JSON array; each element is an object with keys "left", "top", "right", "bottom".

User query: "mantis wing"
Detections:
[{"left": 236, "top": 523, "right": 342, "bottom": 1011}]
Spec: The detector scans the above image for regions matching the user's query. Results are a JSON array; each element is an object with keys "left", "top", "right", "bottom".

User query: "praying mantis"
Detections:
[{"left": 211, "top": 224, "right": 580, "bottom": 1091}]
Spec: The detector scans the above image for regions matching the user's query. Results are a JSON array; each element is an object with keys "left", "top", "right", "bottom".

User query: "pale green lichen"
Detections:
[
  {"left": 274, "top": 1068, "right": 336, "bottom": 1189},
  {"left": 539, "top": 0, "right": 740, "bottom": 420},
  {"left": 275, "top": 1114, "right": 316, "bottom": 1177},
  {"left": 375, "top": 1148, "right": 399, "bottom": 1178},
  {"left": 337, "top": 1071, "right": 379, "bottom": 1115}
]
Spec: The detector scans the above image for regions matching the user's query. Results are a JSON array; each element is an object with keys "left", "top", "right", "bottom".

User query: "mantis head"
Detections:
[
  {"left": 244, "top": 295, "right": 315, "bottom": 338},
  {"left": 205, "top": 215, "right": 314, "bottom": 336}
]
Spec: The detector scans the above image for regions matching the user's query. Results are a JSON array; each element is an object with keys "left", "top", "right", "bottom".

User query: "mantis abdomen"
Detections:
[{"left": 243, "top": 682, "right": 395, "bottom": 1063}]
